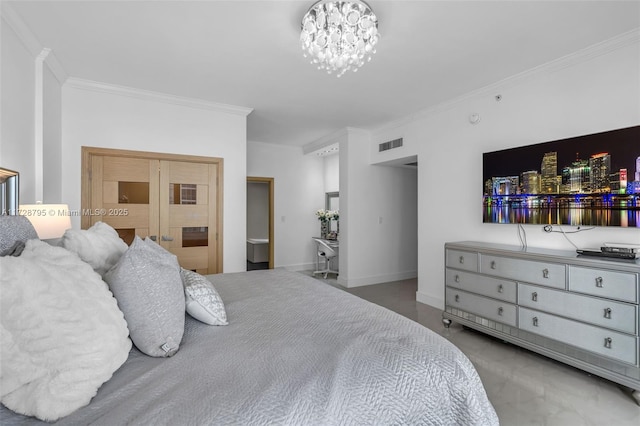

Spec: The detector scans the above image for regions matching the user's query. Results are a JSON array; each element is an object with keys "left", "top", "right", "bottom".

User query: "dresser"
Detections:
[{"left": 442, "top": 241, "right": 640, "bottom": 405}]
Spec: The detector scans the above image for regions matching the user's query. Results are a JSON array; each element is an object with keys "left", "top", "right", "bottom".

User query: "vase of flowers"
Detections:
[
  {"left": 316, "top": 209, "right": 339, "bottom": 239},
  {"left": 316, "top": 209, "right": 329, "bottom": 238}
]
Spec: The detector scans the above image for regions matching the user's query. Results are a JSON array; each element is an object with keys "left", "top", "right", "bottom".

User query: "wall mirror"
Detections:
[{"left": 325, "top": 191, "right": 339, "bottom": 234}]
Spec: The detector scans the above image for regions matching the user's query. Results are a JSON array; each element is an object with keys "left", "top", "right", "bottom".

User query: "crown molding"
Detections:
[
  {"left": 1, "top": 2, "right": 68, "bottom": 83},
  {"left": 302, "top": 128, "right": 349, "bottom": 155},
  {"left": 43, "top": 50, "right": 68, "bottom": 84},
  {"left": 374, "top": 28, "right": 640, "bottom": 135},
  {"left": 64, "top": 77, "right": 253, "bottom": 117},
  {"left": 1, "top": 2, "right": 41, "bottom": 57}
]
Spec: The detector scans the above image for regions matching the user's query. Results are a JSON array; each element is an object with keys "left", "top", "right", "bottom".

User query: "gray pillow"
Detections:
[
  {"left": 104, "top": 236, "right": 185, "bottom": 357},
  {"left": 0, "top": 216, "right": 38, "bottom": 256}
]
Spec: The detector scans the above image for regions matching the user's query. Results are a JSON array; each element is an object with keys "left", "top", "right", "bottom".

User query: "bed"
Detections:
[{"left": 0, "top": 218, "right": 498, "bottom": 425}]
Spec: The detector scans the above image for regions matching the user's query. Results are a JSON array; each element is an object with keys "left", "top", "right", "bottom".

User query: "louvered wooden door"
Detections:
[{"left": 82, "top": 147, "right": 223, "bottom": 274}]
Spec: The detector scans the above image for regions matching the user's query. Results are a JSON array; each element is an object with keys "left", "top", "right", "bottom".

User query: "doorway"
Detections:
[{"left": 246, "top": 177, "right": 274, "bottom": 270}]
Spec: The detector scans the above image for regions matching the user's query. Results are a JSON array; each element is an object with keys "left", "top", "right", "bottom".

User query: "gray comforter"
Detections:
[{"left": 1, "top": 269, "right": 498, "bottom": 425}]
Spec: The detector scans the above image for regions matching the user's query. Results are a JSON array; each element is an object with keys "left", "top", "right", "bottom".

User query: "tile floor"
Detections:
[{"left": 306, "top": 272, "right": 640, "bottom": 425}]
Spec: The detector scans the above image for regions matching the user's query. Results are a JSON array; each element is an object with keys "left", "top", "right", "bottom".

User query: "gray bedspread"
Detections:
[{"left": 1, "top": 269, "right": 498, "bottom": 425}]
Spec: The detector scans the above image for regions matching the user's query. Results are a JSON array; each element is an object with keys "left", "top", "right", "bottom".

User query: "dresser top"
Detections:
[{"left": 446, "top": 241, "right": 640, "bottom": 272}]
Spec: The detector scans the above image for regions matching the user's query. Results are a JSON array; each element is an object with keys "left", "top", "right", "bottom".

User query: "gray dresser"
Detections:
[{"left": 442, "top": 241, "right": 640, "bottom": 405}]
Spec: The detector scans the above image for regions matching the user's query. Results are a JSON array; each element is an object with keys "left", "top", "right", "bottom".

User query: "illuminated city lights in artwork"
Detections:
[{"left": 482, "top": 126, "right": 640, "bottom": 227}]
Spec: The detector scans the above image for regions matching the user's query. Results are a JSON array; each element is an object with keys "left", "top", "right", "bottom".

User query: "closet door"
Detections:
[
  {"left": 88, "top": 155, "right": 159, "bottom": 244},
  {"left": 159, "top": 160, "right": 219, "bottom": 275},
  {"left": 82, "top": 147, "right": 223, "bottom": 274}
]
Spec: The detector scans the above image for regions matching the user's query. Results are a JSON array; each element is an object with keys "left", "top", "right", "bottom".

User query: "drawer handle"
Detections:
[
  {"left": 490, "top": 261, "right": 496, "bottom": 269},
  {"left": 604, "top": 337, "right": 612, "bottom": 349},
  {"left": 531, "top": 292, "right": 538, "bottom": 302},
  {"left": 595, "top": 277, "right": 603, "bottom": 288},
  {"left": 497, "top": 284, "right": 504, "bottom": 293},
  {"left": 454, "top": 294, "right": 460, "bottom": 302},
  {"left": 498, "top": 307, "right": 503, "bottom": 316},
  {"left": 532, "top": 317, "right": 538, "bottom": 327},
  {"left": 542, "top": 268, "right": 549, "bottom": 279},
  {"left": 459, "top": 256, "right": 464, "bottom": 264},
  {"left": 604, "top": 308, "right": 612, "bottom": 319},
  {"left": 454, "top": 274, "right": 460, "bottom": 283}
]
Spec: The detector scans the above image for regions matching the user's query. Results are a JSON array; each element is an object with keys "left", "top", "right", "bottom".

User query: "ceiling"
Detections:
[{"left": 7, "top": 1, "right": 640, "bottom": 148}]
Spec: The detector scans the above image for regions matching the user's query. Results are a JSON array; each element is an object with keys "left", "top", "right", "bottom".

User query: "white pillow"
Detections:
[
  {"left": 61, "top": 221, "right": 128, "bottom": 276},
  {"left": 181, "top": 269, "right": 228, "bottom": 326},
  {"left": 0, "top": 240, "right": 131, "bottom": 422}
]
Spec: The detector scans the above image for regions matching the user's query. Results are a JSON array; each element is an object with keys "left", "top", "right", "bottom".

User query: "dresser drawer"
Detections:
[
  {"left": 569, "top": 266, "right": 638, "bottom": 303},
  {"left": 446, "top": 288, "right": 516, "bottom": 326},
  {"left": 519, "top": 307, "right": 638, "bottom": 365},
  {"left": 446, "top": 249, "right": 478, "bottom": 272},
  {"left": 480, "top": 254, "right": 565, "bottom": 289},
  {"left": 518, "top": 283, "right": 637, "bottom": 335},
  {"left": 445, "top": 269, "right": 516, "bottom": 303}
]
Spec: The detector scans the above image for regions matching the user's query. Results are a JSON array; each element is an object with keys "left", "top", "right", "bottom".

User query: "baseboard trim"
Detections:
[
  {"left": 341, "top": 270, "right": 417, "bottom": 288},
  {"left": 281, "top": 263, "right": 317, "bottom": 273},
  {"left": 416, "top": 291, "right": 443, "bottom": 310}
]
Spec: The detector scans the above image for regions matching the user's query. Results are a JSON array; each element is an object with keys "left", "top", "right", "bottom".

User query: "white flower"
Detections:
[
  {"left": 316, "top": 209, "right": 328, "bottom": 221},
  {"left": 316, "top": 209, "right": 339, "bottom": 221}
]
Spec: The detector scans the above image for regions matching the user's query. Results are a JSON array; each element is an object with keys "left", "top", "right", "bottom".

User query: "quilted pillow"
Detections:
[
  {"left": 104, "top": 236, "right": 185, "bottom": 357},
  {"left": 0, "top": 216, "right": 37, "bottom": 256},
  {"left": 0, "top": 239, "right": 131, "bottom": 421},
  {"left": 61, "top": 221, "right": 128, "bottom": 276},
  {"left": 181, "top": 269, "right": 229, "bottom": 326}
]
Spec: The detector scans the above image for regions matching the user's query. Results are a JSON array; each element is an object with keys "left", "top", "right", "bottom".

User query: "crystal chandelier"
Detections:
[{"left": 300, "top": 0, "right": 380, "bottom": 77}]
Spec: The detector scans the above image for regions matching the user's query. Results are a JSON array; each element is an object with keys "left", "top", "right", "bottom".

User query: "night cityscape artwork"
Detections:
[{"left": 483, "top": 126, "right": 640, "bottom": 227}]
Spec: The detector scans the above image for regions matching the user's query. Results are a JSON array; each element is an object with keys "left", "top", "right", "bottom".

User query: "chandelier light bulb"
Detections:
[{"left": 300, "top": 0, "right": 380, "bottom": 77}]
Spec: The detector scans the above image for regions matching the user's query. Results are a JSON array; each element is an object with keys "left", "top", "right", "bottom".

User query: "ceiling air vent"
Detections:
[{"left": 378, "top": 138, "right": 403, "bottom": 152}]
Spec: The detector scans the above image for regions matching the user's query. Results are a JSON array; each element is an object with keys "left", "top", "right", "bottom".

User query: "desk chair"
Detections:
[{"left": 312, "top": 238, "right": 338, "bottom": 279}]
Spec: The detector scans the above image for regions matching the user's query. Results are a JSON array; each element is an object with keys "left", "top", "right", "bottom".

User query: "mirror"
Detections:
[{"left": 325, "top": 192, "right": 339, "bottom": 236}]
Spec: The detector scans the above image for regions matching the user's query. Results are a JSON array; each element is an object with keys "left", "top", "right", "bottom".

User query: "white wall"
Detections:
[
  {"left": 1, "top": 10, "right": 64, "bottom": 206},
  {"left": 247, "top": 141, "right": 325, "bottom": 270},
  {"left": 323, "top": 153, "right": 339, "bottom": 193},
  {"left": 61, "top": 82, "right": 250, "bottom": 273},
  {"left": 43, "top": 65, "right": 62, "bottom": 203},
  {"left": 339, "top": 129, "right": 418, "bottom": 287},
  {"left": 247, "top": 182, "right": 269, "bottom": 240},
  {"left": 1, "top": 17, "right": 36, "bottom": 204},
  {"left": 370, "top": 34, "right": 640, "bottom": 308}
]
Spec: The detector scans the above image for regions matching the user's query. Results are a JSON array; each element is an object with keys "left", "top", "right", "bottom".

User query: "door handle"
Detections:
[{"left": 161, "top": 235, "right": 174, "bottom": 241}]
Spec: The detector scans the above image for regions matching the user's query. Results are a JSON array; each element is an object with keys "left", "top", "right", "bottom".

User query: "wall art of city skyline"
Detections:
[{"left": 483, "top": 125, "right": 640, "bottom": 227}]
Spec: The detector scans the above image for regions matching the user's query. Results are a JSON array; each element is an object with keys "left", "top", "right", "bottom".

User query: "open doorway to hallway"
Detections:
[{"left": 246, "top": 177, "right": 274, "bottom": 270}]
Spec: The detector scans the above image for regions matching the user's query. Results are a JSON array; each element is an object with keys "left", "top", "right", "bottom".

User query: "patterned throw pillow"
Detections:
[{"left": 181, "top": 269, "right": 228, "bottom": 326}]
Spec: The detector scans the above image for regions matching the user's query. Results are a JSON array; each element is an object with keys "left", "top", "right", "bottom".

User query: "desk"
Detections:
[{"left": 312, "top": 238, "right": 339, "bottom": 277}]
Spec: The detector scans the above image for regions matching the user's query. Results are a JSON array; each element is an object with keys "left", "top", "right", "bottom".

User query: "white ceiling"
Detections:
[{"left": 7, "top": 0, "right": 640, "bottom": 147}]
